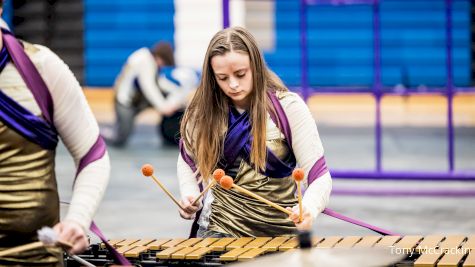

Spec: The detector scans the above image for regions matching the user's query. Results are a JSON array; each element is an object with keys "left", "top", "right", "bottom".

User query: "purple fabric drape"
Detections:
[
  {"left": 181, "top": 92, "right": 296, "bottom": 237},
  {"left": 267, "top": 92, "right": 329, "bottom": 183},
  {"left": 221, "top": 107, "right": 251, "bottom": 168},
  {"left": 82, "top": 138, "right": 127, "bottom": 263},
  {"left": 267, "top": 92, "right": 292, "bottom": 146},
  {"left": 179, "top": 139, "right": 197, "bottom": 173},
  {"left": 0, "top": 90, "right": 58, "bottom": 150},
  {"left": 0, "top": 30, "right": 58, "bottom": 150},
  {"left": 2, "top": 29, "right": 55, "bottom": 126},
  {"left": 179, "top": 99, "right": 296, "bottom": 178},
  {"left": 75, "top": 136, "right": 107, "bottom": 178},
  {"left": 308, "top": 157, "right": 328, "bottom": 184},
  {"left": 90, "top": 222, "right": 131, "bottom": 266},
  {"left": 0, "top": 46, "right": 8, "bottom": 69},
  {"left": 322, "top": 208, "right": 397, "bottom": 236},
  {"left": 221, "top": 106, "right": 296, "bottom": 178}
]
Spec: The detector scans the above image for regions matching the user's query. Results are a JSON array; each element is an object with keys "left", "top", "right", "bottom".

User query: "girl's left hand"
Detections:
[{"left": 286, "top": 205, "right": 313, "bottom": 231}]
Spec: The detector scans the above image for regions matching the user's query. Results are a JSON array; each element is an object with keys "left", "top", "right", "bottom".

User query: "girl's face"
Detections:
[{"left": 211, "top": 51, "right": 253, "bottom": 110}]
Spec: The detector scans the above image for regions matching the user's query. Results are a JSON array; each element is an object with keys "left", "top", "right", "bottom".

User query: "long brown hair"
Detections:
[{"left": 180, "top": 27, "right": 288, "bottom": 180}]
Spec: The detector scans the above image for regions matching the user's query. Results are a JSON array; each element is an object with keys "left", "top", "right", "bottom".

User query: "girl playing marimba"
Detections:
[{"left": 177, "top": 27, "right": 331, "bottom": 238}]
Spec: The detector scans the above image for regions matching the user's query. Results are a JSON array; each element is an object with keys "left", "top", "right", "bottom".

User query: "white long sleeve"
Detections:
[
  {"left": 115, "top": 48, "right": 196, "bottom": 115},
  {"left": 157, "top": 67, "right": 198, "bottom": 111},
  {"left": 32, "top": 44, "right": 110, "bottom": 230},
  {"left": 279, "top": 92, "right": 332, "bottom": 220},
  {"left": 177, "top": 153, "right": 201, "bottom": 200},
  {"left": 134, "top": 52, "right": 174, "bottom": 113}
]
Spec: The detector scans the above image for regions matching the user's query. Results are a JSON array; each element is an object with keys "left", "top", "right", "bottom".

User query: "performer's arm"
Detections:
[
  {"left": 177, "top": 151, "right": 202, "bottom": 219},
  {"left": 177, "top": 154, "right": 201, "bottom": 199},
  {"left": 159, "top": 68, "right": 198, "bottom": 113},
  {"left": 37, "top": 45, "right": 110, "bottom": 250},
  {"left": 135, "top": 57, "right": 183, "bottom": 116},
  {"left": 284, "top": 93, "right": 332, "bottom": 220}
]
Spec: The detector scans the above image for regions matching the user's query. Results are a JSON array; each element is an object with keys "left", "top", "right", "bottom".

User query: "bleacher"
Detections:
[
  {"left": 85, "top": 0, "right": 175, "bottom": 86},
  {"left": 267, "top": 0, "right": 470, "bottom": 89}
]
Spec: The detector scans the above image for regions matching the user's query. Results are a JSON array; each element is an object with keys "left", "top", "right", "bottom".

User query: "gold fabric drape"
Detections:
[
  {"left": 0, "top": 122, "right": 61, "bottom": 265},
  {"left": 208, "top": 138, "right": 298, "bottom": 237}
]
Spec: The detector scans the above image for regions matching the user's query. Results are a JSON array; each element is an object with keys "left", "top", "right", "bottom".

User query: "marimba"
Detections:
[{"left": 66, "top": 235, "right": 475, "bottom": 267}]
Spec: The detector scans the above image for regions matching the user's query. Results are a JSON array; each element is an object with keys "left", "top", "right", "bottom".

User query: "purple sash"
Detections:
[
  {"left": 0, "top": 90, "right": 59, "bottom": 150},
  {"left": 220, "top": 106, "right": 296, "bottom": 178},
  {"left": 268, "top": 93, "right": 329, "bottom": 184},
  {"left": 180, "top": 92, "right": 297, "bottom": 237},
  {"left": 90, "top": 222, "right": 131, "bottom": 266},
  {"left": 2, "top": 29, "right": 54, "bottom": 125},
  {"left": 179, "top": 94, "right": 296, "bottom": 178},
  {"left": 0, "top": 29, "right": 58, "bottom": 150}
]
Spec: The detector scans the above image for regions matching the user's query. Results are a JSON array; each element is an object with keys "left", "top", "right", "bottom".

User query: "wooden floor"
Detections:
[{"left": 83, "top": 88, "right": 475, "bottom": 127}]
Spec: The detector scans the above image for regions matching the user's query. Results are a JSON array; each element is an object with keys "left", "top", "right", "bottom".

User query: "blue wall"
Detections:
[
  {"left": 85, "top": 0, "right": 175, "bottom": 86},
  {"left": 0, "top": 0, "right": 13, "bottom": 29},
  {"left": 84, "top": 0, "right": 471, "bottom": 88},
  {"left": 268, "top": 0, "right": 471, "bottom": 89}
]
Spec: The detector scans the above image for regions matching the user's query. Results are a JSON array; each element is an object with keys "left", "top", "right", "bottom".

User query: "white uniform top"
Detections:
[{"left": 115, "top": 47, "right": 198, "bottom": 114}]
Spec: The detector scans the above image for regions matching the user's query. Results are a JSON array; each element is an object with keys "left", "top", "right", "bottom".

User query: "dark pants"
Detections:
[
  {"left": 106, "top": 99, "right": 183, "bottom": 147},
  {"left": 160, "top": 110, "right": 184, "bottom": 145}
]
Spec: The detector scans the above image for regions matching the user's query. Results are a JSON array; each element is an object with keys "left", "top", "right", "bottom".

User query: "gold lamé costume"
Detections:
[
  {"left": 204, "top": 132, "right": 299, "bottom": 237},
  {"left": 0, "top": 43, "right": 62, "bottom": 266}
]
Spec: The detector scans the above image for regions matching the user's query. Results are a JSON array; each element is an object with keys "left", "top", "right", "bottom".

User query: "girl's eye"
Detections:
[{"left": 218, "top": 77, "right": 228, "bottom": 81}]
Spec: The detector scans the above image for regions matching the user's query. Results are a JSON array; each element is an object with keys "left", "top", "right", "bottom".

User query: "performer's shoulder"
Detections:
[
  {"left": 21, "top": 42, "right": 67, "bottom": 73},
  {"left": 169, "top": 67, "right": 200, "bottom": 83},
  {"left": 21, "top": 41, "right": 40, "bottom": 53},
  {"left": 24, "top": 42, "right": 61, "bottom": 62},
  {"left": 130, "top": 47, "right": 152, "bottom": 61},
  {"left": 275, "top": 90, "right": 305, "bottom": 108}
]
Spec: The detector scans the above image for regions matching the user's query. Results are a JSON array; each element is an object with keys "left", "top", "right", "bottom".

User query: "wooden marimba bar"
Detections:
[{"left": 66, "top": 235, "right": 475, "bottom": 267}]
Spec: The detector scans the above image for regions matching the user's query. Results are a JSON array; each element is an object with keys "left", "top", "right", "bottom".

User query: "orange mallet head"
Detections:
[
  {"left": 141, "top": 164, "right": 154, "bottom": 177},
  {"left": 292, "top": 168, "right": 305, "bottom": 182},
  {"left": 213, "top": 169, "right": 225, "bottom": 182},
  {"left": 219, "top": 175, "right": 234, "bottom": 190}
]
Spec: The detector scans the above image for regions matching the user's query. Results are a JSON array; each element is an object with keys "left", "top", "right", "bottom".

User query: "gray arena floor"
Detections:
[{"left": 56, "top": 124, "right": 475, "bottom": 243}]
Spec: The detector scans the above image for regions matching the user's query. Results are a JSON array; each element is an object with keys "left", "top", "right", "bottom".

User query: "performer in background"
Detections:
[
  {"left": 103, "top": 42, "right": 199, "bottom": 147},
  {"left": 177, "top": 27, "right": 332, "bottom": 238},
  {"left": 0, "top": 5, "right": 110, "bottom": 265}
]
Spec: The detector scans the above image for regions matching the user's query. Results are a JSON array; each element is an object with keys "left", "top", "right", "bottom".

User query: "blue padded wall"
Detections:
[
  {"left": 85, "top": 0, "right": 175, "bottom": 86},
  {"left": 1, "top": 0, "right": 13, "bottom": 29},
  {"left": 268, "top": 0, "right": 471, "bottom": 89}
]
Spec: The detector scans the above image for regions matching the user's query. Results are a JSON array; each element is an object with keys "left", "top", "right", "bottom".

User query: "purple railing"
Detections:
[{"left": 221, "top": 0, "right": 475, "bottom": 182}]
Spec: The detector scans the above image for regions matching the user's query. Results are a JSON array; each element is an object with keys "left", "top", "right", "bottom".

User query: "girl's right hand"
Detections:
[{"left": 179, "top": 196, "right": 201, "bottom": 220}]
